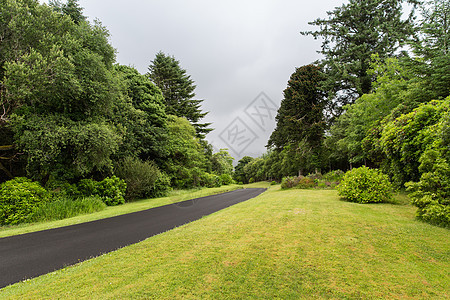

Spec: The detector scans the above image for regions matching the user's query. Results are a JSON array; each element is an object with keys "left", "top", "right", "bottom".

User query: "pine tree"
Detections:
[
  {"left": 302, "top": 0, "right": 419, "bottom": 115},
  {"left": 147, "top": 52, "right": 212, "bottom": 139},
  {"left": 268, "top": 65, "right": 326, "bottom": 150}
]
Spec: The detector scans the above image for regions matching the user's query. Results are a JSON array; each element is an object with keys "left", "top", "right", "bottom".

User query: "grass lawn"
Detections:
[
  {"left": 0, "top": 184, "right": 253, "bottom": 238},
  {"left": 1, "top": 185, "right": 449, "bottom": 299}
]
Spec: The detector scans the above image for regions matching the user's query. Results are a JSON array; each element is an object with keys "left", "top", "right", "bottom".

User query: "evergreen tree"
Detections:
[
  {"left": 268, "top": 65, "right": 326, "bottom": 150},
  {"left": 267, "top": 65, "right": 326, "bottom": 174},
  {"left": 50, "top": 0, "right": 86, "bottom": 24},
  {"left": 147, "top": 52, "right": 212, "bottom": 139},
  {"left": 302, "top": 0, "right": 419, "bottom": 115}
]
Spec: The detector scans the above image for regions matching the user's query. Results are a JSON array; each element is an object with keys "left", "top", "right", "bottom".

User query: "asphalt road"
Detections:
[{"left": 0, "top": 188, "right": 266, "bottom": 289}]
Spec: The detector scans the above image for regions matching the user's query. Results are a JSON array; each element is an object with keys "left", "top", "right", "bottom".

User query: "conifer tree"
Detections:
[
  {"left": 147, "top": 52, "right": 212, "bottom": 139},
  {"left": 302, "top": 0, "right": 419, "bottom": 115}
]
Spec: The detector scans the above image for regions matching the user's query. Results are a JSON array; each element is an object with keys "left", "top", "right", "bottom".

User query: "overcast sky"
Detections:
[{"left": 43, "top": 0, "right": 347, "bottom": 161}]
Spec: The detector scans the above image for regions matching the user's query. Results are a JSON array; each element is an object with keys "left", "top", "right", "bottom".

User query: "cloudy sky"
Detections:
[{"left": 44, "top": 0, "right": 347, "bottom": 160}]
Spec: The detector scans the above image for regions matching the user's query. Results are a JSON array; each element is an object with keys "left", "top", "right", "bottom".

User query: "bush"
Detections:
[
  {"left": 406, "top": 155, "right": 450, "bottom": 228},
  {"left": 296, "top": 177, "right": 316, "bottom": 189},
  {"left": 281, "top": 176, "right": 297, "bottom": 189},
  {"left": 0, "top": 177, "right": 50, "bottom": 225},
  {"left": 96, "top": 176, "right": 127, "bottom": 206},
  {"left": 115, "top": 157, "right": 161, "bottom": 200},
  {"left": 337, "top": 166, "right": 393, "bottom": 204},
  {"left": 31, "top": 196, "right": 106, "bottom": 222},
  {"left": 281, "top": 176, "right": 316, "bottom": 189},
  {"left": 201, "top": 173, "right": 222, "bottom": 188},
  {"left": 219, "top": 173, "right": 234, "bottom": 185},
  {"left": 323, "top": 170, "right": 344, "bottom": 182},
  {"left": 270, "top": 181, "right": 277, "bottom": 185},
  {"left": 77, "top": 176, "right": 126, "bottom": 206},
  {"left": 149, "top": 172, "right": 172, "bottom": 198}
]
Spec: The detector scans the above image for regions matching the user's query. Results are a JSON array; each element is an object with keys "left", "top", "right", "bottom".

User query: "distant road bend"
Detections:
[{"left": 0, "top": 188, "right": 266, "bottom": 289}]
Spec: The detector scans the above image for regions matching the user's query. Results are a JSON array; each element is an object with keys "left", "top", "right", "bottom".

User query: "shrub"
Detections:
[
  {"left": 281, "top": 176, "right": 297, "bottom": 189},
  {"left": 323, "top": 170, "right": 344, "bottom": 182},
  {"left": 31, "top": 196, "right": 106, "bottom": 222},
  {"left": 219, "top": 174, "right": 234, "bottom": 185},
  {"left": 296, "top": 177, "right": 316, "bottom": 189},
  {"left": 337, "top": 166, "right": 393, "bottom": 204},
  {"left": 270, "top": 181, "right": 277, "bottom": 185},
  {"left": 201, "top": 173, "right": 222, "bottom": 188},
  {"left": 96, "top": 176, "right": 127, "bottom": 206},
  {"left": 0, "top": 177, "right": 50, "bottom": 225},
  {"left": 115, "top": 157, "right": 161, "bottom": 200},
  {"left": 249, "top": 178, "right": 255, "bottom": 184},
  {"left": 149, "top": 172, "right": 172, "bottom": 198},
  {"left": 406, "top": 155, "right": 450, "bottom": 228},
  {"left": 77, "top": 176, "right": 126, "bottom": 206}
]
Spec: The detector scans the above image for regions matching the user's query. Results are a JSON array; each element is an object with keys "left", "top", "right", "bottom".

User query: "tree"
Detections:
[
  {"left": 211, "top": 149, "right": 234, "bottom": 176},
  {"left": 164, "top": 115, "right": 209, "bottom": 188},
  {"left": 50, "top": 0, "right": 87, "bottom": 24},
  {"left": 0, "top": 0, "right": 121, "bottom": 183},
  {"left": 147, "top": 52, "right": 212, "bottom": 138},
  {"left": 268, "top": 65, "right": 326, "bottom": 149},
  {"left": 302, "top": 0, "right": 418, "bottom": 114},
  {"left": 114, "top": 65, "right": 168, "bottom": 164},
  {"left": 267, "top": 65, "right": 326, "bottom": 174},
  {"left": 234, "top": 156, "right": 254, "bottom": 183}
]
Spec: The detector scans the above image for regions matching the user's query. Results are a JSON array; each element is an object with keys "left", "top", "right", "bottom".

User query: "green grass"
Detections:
[
  {"left": 1, "top": 186, "right": 448, "bottom": 299},
  {"left": 0, "top": 184, "right": 251, "bottom": 238}
]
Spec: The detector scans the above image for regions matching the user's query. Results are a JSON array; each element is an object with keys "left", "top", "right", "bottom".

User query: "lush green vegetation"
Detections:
[
  {"left": 236, "top": 0, "right": 450, "bottom": 227},
  {"left": 0, "top": 0, "right": 238, "bottom": 225},
  {"left": 1, "top": 187, "right": 448, "bottom": 299},
  {"left": 0, "top": 184, "right": 249, "bottom": 239}
]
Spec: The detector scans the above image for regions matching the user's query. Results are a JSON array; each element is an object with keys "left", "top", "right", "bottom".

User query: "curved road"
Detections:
[{"left": 0, "top": 188, "right": 266, "bottom": 289}]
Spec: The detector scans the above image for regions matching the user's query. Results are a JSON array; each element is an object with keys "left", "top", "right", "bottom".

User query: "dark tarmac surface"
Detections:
[{"left": 0, "top": 188, "right": 266, "bottom": 289}]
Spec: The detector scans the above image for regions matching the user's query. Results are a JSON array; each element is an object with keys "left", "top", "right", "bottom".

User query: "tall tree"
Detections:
[
  {"left": 147, "top": 52, "right": 212, "bottom": 139},
  {"left": 268, "top": 65, "right": 326, "bottom": 150},
  {"left": 267, "top": 65, "right": 326, "bottom": 174},
  {"left": 302, "top": 0, "right": 418, "bottom": 115}
]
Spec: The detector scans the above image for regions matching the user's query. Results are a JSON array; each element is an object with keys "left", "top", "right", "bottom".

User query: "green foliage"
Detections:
[
  {"left": 281, "top": 176, "right": 316, "bottom": 189},
  {"left": 337, "top": 167, "right": 393, "bottom": 204},
  {"left": 147, "top": 52, "right": 212, "bottom": 139},
  {"left": 164, "top": 115, "right": 210, "bottom": 189},
  {"left": 302, "top": 0, "right": 418, "bottom": 109},
  {"left": 234, "top": 156, "right": 254, "bottom": 184},
  {"left": 200, "top": 173, "right": 222, "bottom": 188},
  {"left": 78, "top": 176, "right": 126, "bottom": 206},
  {"left": 31, "top": 196, "right": 106, "bottom": 222},
  {"left": 0, "top": 177, "right": 50, "bottom": 225},
  {"left": 211, "top": 149, "right": 234, "bottom": 176},
  {"left": 115, "top": 157, "right": 161, "bottom": 201},
  {"left": 219, "top": 174, "right": 234, "bottom": 185},
  {"left": 268, "top": 65, "right": 326, "bottom": 174},
  {"left": 380, "top": 98, "right": 449, "bottom": 186},
  {"left": 149, "top": 172, "right": 172, "bottom": 198}
]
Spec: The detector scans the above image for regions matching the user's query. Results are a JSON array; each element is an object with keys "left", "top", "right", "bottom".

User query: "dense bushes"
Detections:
[
  {"left": 115, "top": 157, "right": 163, "bottom": 200},
  {"left": 0, "top": 178, "right": 50, "bottom": 225},
  {"left": 337, "top": 166, "right": 392, "bottom": 204},
  {"left": 78, "top": 176, "right": 126, "bottom": 206}
]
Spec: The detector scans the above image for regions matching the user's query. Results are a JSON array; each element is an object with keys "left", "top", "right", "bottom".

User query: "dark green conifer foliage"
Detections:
[
  {"left": 302, "top": 0, "right": 419, "bottom": 114},
  {"left": 147, "top": 52, "right": 212, "bottom": 139},
  {"left": 268, "top": 65, "right": 326, "bottom": 150}
]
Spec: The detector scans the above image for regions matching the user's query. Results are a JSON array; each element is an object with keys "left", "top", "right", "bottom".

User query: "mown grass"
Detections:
[
  {"left": 1, "top": 186, "right": 448, "bottom": 299},
  {"left": 0, "top": 184, "right": 251, "bottom": 238}
]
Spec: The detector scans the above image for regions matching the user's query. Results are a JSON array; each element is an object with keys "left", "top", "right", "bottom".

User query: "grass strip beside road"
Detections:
[
  {"left": 0, "top": 183, "right": 268, "bottom": 238},
  {"left": 1, "top": 187, "right": 448, "bottom": 299}
]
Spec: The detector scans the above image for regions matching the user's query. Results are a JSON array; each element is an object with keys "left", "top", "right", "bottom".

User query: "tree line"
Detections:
[
  {"left": 235, "top": 0, "right": 449, "bottom": 227},
  {"left": 0, "top": 0, "right": 234, "bottom": 204}
]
